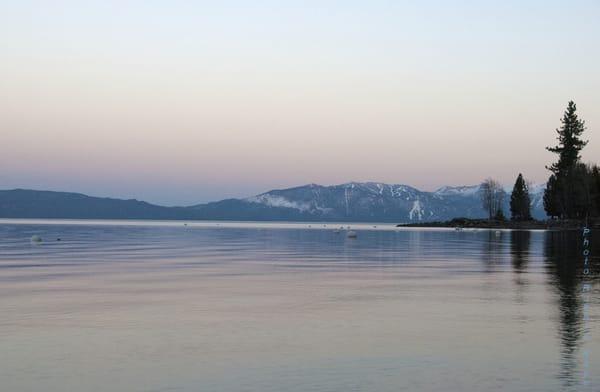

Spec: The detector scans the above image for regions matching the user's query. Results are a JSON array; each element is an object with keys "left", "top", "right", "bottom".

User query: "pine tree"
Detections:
[
  {"left": 544, "top": 101, "right": 588, "bottom": 218},
  {"left": 543, "top": 174, "right": 562, "bottom": 218},
  {"left": 546, "top": 101, "right": 587, "bottom": 176},
  {"left": 572, "top": 163, "right": 593, "bottom": 218},
  {"left": 510, "top": 173, "right": 532, "bottom": 221}
]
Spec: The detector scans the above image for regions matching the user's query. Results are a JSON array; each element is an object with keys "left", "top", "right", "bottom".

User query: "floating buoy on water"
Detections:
[
  {"left": 333, "top": 229, "right": 340, "bottom": 234},
  {"left": 495, "top": 230, "right": 501, "bottom": 236},
  {"left": 347, "top": 230, "right": 357, "bottom": 238},
  {"left": 30, "top": 235, "right": 42, "bottom": 244}
]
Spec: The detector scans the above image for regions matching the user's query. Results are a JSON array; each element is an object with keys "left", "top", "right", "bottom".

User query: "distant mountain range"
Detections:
[{"left": 0, "top": 182, "right": 547, "bottom": 222}]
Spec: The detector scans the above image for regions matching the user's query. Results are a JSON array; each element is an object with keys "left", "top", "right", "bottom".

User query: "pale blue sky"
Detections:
[{"left": 1, "top": 1, "right": 599, "bottom": 205}]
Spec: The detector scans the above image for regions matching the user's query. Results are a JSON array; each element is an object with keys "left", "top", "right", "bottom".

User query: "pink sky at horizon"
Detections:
[{"left": 1, "top": 1, "right": 599, "bottom": 205}]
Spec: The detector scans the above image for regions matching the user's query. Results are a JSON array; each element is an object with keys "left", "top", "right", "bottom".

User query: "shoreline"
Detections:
[{"left": 397, "top": 218, "right": 598, "bottom": 230}]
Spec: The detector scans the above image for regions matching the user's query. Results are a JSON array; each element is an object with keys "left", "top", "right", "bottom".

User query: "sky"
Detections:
[{"left": 1, "top": 1, "right": 599, "bottom": 206}]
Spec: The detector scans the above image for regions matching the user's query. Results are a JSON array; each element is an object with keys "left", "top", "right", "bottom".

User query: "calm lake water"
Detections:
[{"left": 0, "top": 220, "right": 598, "bottom": 392}]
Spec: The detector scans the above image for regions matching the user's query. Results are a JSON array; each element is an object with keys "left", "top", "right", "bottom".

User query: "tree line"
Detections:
[{"left": 480, "top": 101, "right": 600, "bottom": 222}]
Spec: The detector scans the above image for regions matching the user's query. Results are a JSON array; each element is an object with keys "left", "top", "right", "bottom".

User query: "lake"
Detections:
[{"left": 0, "top": 220, "right": 598, "bottom": 391}]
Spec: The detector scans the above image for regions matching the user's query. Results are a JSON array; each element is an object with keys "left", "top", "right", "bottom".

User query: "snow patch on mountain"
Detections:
[
  {"left": 529, "top": 183, "right": 546, "bottom": 209},
  {"left": 409, "top": 200, "right": 424, "bottom": 220},
  {"left": 529, "top": 183, "right": 546, "bottom": 194},
  {"left": 434, "top": 185, "right": 480, "bottom": 196}
]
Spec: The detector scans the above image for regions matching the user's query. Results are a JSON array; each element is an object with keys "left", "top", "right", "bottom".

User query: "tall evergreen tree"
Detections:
[
  {"left": 546, "top": 101, "right": 588, "bottom": 176},
  {"left": 543, "top": 174, "right": 562, "bottom": 218},
  {"left": 544, "top": 101, "right": 588, "bottom": 218},
  {"left": 510, "top": 173, "right": 532, "bottom": 221},
  {"left": 572, "top": 163, "right": 594, "bottom": 218}
]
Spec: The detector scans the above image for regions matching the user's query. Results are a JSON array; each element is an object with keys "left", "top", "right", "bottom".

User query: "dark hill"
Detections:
[{"left": 0, "top": 189, "right": 191, "bottom": 220}]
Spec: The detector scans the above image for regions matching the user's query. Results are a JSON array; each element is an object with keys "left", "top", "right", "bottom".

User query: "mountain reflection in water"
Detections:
[{"left": 0, "top": 221, "right": 598, "bottom": 392}]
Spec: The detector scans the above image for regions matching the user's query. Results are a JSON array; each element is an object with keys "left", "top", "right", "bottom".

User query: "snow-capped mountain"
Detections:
[
  {"left": 191, "top": 182, "right": 546, "bottom": 223},
  {"left": 1, "top": 182, "right": 547, "bottom": 222},
  {"left": 434, "top": 185, "right": 481, "bottom": 197}
]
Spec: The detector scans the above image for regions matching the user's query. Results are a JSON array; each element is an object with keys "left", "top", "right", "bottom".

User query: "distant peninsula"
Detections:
[{"left": 397, "top": 218, "right": 596, "bottom": 230}]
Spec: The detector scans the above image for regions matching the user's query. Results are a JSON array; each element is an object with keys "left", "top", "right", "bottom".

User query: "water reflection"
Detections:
[
  {"left": 544, "top": 230, "right": 598, "bottom": 391},
  {"left": 510, "top": 231, "right": 531, "bottom": 308},
  {"left": 0, "top": 222, "right": 598, "bottom": 391},
  {"left": 482, "top": 230, "right": 505, "bottom": 273},
  {"left": 510, "top": 231, "right": 530, "bottom": 274}
]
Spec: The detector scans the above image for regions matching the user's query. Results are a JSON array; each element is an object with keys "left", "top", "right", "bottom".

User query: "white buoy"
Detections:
[
  {"left": 495, "top": 230, "right": 501, "bottom": 236},
  {"left": 347, "top": 230, "right": 357, "bottom": 238},
  {"left": 333, "top": 229, "right": 340, "bottom": 234},
  {"left": 30, "top": 235, "right": 42, "bottom": 244}
]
